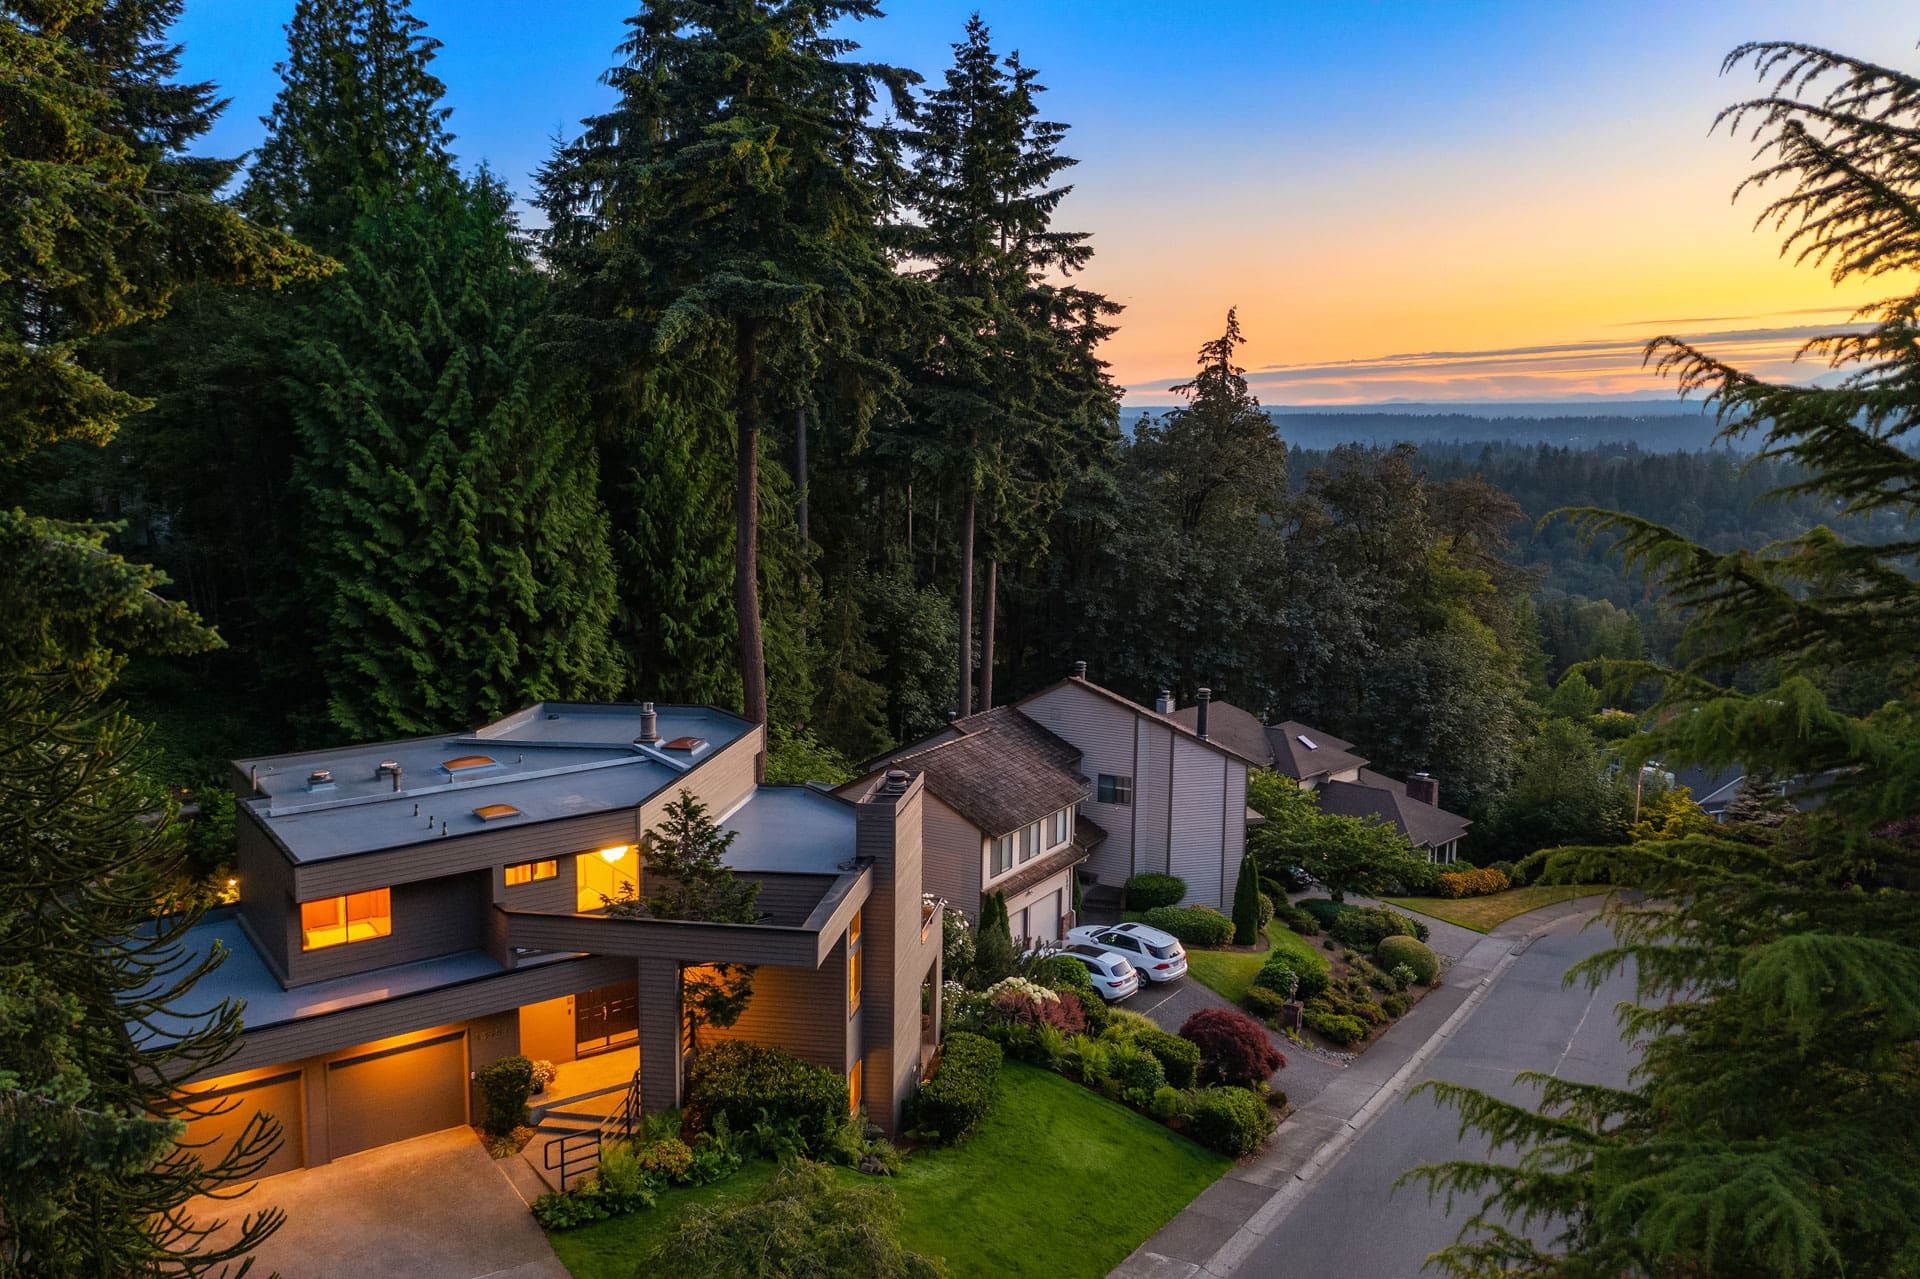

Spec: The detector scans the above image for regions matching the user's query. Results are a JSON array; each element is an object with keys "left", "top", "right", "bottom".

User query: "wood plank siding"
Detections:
[
  {"left": 1171, "top": 739, "right": 1228, "bottom": 907},
  {"left": 285, "top": 871, "right": 488, "bottom": 987},
  {"left": 918, "top": 793, "right": 985, "bottom": 917},
  {"left": 1019, "top": 684, "right": 1139, "bottom": 884}
]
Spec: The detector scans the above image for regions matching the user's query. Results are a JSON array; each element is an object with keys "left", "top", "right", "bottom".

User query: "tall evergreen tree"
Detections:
[
  {"left": 256, "top": 0, "right": 620, "bottom": 737},
  {"left": 1408, "top": 41, "right": 1920, "bottom": 1278},
  {"left": 895, "top": 17, "right": 1118, "bottom": 714},
  {"left": 540, "top": 0, "right": 914, "bottom": 763}
]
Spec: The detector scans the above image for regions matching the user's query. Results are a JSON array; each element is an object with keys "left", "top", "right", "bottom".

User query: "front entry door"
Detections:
[{"left": 575, "top": 981, "right": 639, "bottom": 1056}]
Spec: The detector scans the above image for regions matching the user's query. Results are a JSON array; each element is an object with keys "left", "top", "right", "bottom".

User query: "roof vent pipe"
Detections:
[
  {"left": 638, "top": 702, "right": 660, "bottom": 743},
  {"left": 1154, "top": 690, "right": 1174, "bottom": 715},
  {"left": 882, "top": 768, "right": 913, "bottom": 796},
  {"left": 1196, "top": 688, "right": 1211, "bottom": 741},
  {"left": 1071, "top": 660, "right": 1087, "bottom": 679},
  {"left": 376, "top": 760, "right": 403, "bottom": 792}
]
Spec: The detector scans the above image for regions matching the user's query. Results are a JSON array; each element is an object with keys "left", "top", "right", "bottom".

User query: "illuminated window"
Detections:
[
  {"left": 505, "top": 859, "right": 557, "bottom": 886},
  {"left": 848, "top": 1060, "right": 863, "bottom": 1116},
  {"left": 849, "top": 908, "right": 863, "bottom": 948},
  {"left": 848, "top": 910, "right": 864, "bottom": 1016},
  {"left": 300, "top": 889, "right": 391, "bottom": 950},
  {"left": 576, "top": 846, "right": 637, "bottom": 911}
]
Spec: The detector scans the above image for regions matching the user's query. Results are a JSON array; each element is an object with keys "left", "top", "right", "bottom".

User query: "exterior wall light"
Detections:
[{"left": 598, "top": 845, "right": 631, "bottom": 864}]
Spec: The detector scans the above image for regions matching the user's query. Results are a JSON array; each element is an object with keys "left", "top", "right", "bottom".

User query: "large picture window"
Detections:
[{"left": 300, "top": 889, "right": 391, "bottom": 951}]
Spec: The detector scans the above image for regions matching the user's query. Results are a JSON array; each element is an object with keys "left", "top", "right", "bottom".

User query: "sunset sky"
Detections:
[{"left": 173, "top": 1, "right": 1915, "bottom": 406}]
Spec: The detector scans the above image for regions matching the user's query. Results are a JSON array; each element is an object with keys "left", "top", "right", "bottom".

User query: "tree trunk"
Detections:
[
  {"left": 905, "top": 482, "right": 914, "bottom": 570},
  {"left": 981, "top": 557, "right": 997, "bottom": 710},
  {"left": 957, "top": 483, "right": 975, "bottom": 718},
  {"left": 734, "top": 322, "right": 768, "bottom": 776},
  {"left": 794, "top": 406, "right": 809, "bottom": 546}
]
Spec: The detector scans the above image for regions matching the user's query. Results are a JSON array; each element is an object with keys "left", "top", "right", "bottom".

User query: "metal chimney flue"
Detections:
[
  {"left": 638, "top": 701, "right": 660, "bottom": 743},
  {"left": 1071, "top": 660, "right": 1088, "bottom": 679},
  {"left": 882, "top": 768, "right": 913, "bottom": 796},
  {"left": 1196, "top": 688, "right": 1212, "bottom": 740},
  {"left": 376, "top": 760, "right": 403, "bottom": 792},
  {"left": 1154, "top": 689, "right": 1174, "bottom": 715}
]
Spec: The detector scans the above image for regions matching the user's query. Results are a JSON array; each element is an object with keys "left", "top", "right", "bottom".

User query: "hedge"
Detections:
[
  {"left": 1302, "top": 1005, "right": 1368, "bottom": 1046},
  {"left": 1253, "top": 950, "right": 1330, "bottom": 1001},
  {"left": 1434, "top": 866, "right": 1511, "bottom": 898},
  {"left": 1134, "top": 1027, "right": 1201, "bottom": 1089},
  {"left": 685, "top": 1040, "right": 849, "bottom": 1149},
  {"left": 911, "top": 1032, "right": 1003, "bottom": 1143},
  {"left": 1327, "top": 904, "right": 1425, "bottom": 949},
  {"left": 1187, "top": 1086, "right": 1276, "bottom": 1157},
  {"left": 476, "top": 1055, "right": 535, "bottom": 1136},
  {"left": 1124, "top": 872, "right": 1188, "bottom": 910},
  {"left": 1376, "top": 935, "right": 1439, "bottom": 985},
  {"left": 1140, "top": 904, "right": 1234, "bottom": 947}
]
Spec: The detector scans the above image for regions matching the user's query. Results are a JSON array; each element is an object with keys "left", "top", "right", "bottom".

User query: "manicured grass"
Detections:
[
  {"left": 889, "top": 1063, "right": 1228, "bottom": 1277},
  {"left": 547, "top": 1063, "right": 1228, "bottom": 1279},
  {"left": 1383, "top": 883, "right": 1611, "bottom": 933},
  {"left": 1185, "top": 920, "right": 1328, "bottom": 1004}
]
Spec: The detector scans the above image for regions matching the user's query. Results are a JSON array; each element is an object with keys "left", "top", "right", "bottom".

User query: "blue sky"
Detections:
[{"left": 171, "top": 1, "right": 1918, "bottom": 403}]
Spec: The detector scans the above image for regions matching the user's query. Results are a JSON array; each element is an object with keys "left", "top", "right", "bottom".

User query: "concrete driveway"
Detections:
[{"left": 194, "top": 1127, "right": 569, "bottom": 1279}]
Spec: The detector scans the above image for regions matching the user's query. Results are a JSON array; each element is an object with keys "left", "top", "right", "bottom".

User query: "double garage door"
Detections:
[{"left": 188, "top": 1030, "right": 469, "bottom": 1176}]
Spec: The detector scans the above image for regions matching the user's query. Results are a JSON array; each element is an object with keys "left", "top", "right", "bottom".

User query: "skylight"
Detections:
[
  {"left": 473, "top": 803, "right": 521, "bottom": 821},
  {"left": 1297, "top": 734, "right": 1318, "bottom": 750},
  {"left": 442, "top": 754, "right": 497, "bottom": 772}
]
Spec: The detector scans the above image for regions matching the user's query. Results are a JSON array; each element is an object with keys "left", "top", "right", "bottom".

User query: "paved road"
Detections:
[{"left": 1239, "top": 910, "right": 1638, "bottom": 1278}]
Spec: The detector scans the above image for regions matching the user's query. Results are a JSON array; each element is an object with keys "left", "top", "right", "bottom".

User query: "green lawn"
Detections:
[
  {"left": 1185, "top": 920, "right": 1329, "bottom": 1004},
  {"left": 1382, "top": 883, "right": 1611, "bottom": 933},
  {"left": 547, "top": 1063, "right": 1228, "bottom": 1279}
]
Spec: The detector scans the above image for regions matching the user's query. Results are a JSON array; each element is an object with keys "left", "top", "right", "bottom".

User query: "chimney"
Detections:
[
  {"left": 1154, "top": 689, "right": 1174, "bottom": 715},
  {"left": 638, "top": 701, "right": 660, "bottom": 743},
  {"left": 376, "top": 759, "right": 403, "bottom": 792},
  {"left": 1196, "top": 688, "right": 1211, "bottom": 740},
  {"left": 1407, "top": 772, "right": 1440, "bottom": 807},
  {"left": 1071, "top": 660, "right": 1087, "bottom": 680}
]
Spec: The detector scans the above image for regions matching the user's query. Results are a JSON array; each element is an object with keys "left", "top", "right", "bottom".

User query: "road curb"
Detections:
[{"left": 1111, "top": 901, "right": 1600, "bottom": 1279}]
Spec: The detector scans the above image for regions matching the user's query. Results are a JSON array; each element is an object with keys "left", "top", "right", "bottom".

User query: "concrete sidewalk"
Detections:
[{"left": 1111, "top": 895, "right": 1608, "bottom": 1279}]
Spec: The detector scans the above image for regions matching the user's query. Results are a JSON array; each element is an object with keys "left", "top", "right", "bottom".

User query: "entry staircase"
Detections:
[{"left": 526, "top": 1069, "right": 641, "bottom": 1191}]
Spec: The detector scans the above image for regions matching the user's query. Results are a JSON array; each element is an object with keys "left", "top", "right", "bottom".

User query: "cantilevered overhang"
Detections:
[{"left": 500, "top": 865, "right": 870, "bottom": 968}]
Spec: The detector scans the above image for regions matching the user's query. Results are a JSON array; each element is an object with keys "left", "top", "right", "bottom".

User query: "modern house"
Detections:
[
  {"left": 863, "top": 665, "right": 1258, "bottom": 924},
  {"left": 848, "top": 706, "right": 1099, "bottom": 946},
  {"left": 172, "top": 702, "right": 942, "bottom": 1178},
  {"left": 1167, "top": 700, "right": 1470, "bottom": 863}
]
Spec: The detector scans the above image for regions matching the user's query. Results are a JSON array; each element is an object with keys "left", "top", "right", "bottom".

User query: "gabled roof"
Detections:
[
  {"left": 1021, "top": 677, "right": 1266, "bottom": 766},
  {"left": 1267, "top": 720, "right": 1370, "bottom": 782},
  {"left": 1165, "top": 699, "right": 1274, "bottom": 767},
  {"left": 1320, "top": 770, "right": 1470, "bottom": 850},
  {"left": 861, "top": 706, "right": 1087, "bottom": 838}
]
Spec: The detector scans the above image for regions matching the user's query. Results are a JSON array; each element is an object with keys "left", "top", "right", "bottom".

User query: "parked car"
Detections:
[
  {"left": 1065, "top": 921, "right": 1189, "bottom": 983},
  {"left": 1057, "top": 942, "right": 1141, "bottom": 1002}
]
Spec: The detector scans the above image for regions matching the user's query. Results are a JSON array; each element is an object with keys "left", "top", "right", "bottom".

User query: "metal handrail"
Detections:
[{"left": 542, "top": 1069, "right": 643, "bottom": 1189}]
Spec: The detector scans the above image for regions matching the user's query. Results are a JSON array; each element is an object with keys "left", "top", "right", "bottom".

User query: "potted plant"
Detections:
[{"left": 529, "top": 1059, "right": 557, "bottom": 1095}]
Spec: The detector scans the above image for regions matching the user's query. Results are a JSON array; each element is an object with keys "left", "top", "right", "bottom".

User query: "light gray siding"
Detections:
[
  {"left": 1170, "top": 739, "right": 1228, "bottom": 908},
  {"left": 919, "top": 793, "right": 984, "bottom": 915},
  {"left": 1134, "top": 718, "right": 1173, "bottom": 878},
  {"left": 1020, "top": 684, "right": 1137, "bottom": 884}
]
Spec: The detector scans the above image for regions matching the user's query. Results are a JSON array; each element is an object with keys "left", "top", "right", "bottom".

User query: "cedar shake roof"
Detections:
[
  {"left": 1320, "top": 769, "right": 1471, "bottom": 850},
  {"left": 869, "top": 706, "right": 1088, "bottom": 837},
  {"left": 1266, "top": 720, "right": 1370, "bottom": 782},
  {"left": 1165, "top": 699, "right": 1274, "bottom": 767}
]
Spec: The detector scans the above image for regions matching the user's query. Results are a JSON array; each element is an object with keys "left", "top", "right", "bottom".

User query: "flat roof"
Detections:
[
  {"left": 721, "top": 786, "right": 858, "bottom": 875},
  {"left": 236, "top": 703, "right": 751, "bottom": 863}
]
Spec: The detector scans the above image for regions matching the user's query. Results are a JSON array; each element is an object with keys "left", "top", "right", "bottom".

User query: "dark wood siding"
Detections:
[
  {"left": 234, "top": 815, "right": 295, "bottom": 981},
  {"left": 706, "top": 953, "right": 850, "bottom": 1077},
  {"left": 284, "top": 871, "right": 487, "bottom": 987},
  {"left": 740, "top": 872, "right": 836, "bottom": 926},
  {"left": 292, "top": 810, "right": 642, "bottom": 899},
  {"left": 501, "top": 858, "right": 576, "bottom": 915}
]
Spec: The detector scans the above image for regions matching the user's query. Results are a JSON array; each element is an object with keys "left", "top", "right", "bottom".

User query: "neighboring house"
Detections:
[
  {"left": 172, "top": 702, "right": 941, "bottom": 1178},
  {"left": 1664, "top": 763, "right": 1839, "bottom": 822},
  {"left": 1016, "top": 666, "right": 1258, "bottom": 910},
  {"left": 850, "top": 706, "right": 1097, "bottom": 946},
  {"left": 1168, "top": 700, "right": 1470, "bottom": 863}
]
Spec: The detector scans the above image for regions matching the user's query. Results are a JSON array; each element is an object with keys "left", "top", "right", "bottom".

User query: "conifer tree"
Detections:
[
  {"left": 896, "top": 17, "right": 1118, "bottom": 713},
  {"left": 540, "top": 1, "right": 913, "bottom": 760},
  {"left": 259, "top": 0, "right": 620, "bottom": 737},
  {"left": 1231, "top": 850, "right": 1262, "bottom": 946},
  {"left": 1407, "top": 41, "right": 1920, "bottom": 1277}
]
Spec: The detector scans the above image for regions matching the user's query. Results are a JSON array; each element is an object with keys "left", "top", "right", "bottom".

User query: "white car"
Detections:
[
  {"left": 1065, "top": 921, "right": 1189, "bottom": 984},
  {"left": 1057, "top": 942, "right": 1141, "bottom": 1002}
]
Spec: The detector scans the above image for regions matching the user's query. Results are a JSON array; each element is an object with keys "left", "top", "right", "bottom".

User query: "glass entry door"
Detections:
[{"left": 574, "top": 981, "right": 639, "bottom": 1056}]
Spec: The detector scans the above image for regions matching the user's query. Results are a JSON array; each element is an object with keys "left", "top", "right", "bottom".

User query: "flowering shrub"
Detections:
[
  {"left": 637, "top": 1137, "right": 695, "bottom": 1181},
  {"left": 1433, "top": 867, "right": 1510, "bottom": 898},
  {"left": 983, "top": 976, "right": 1085, "bottom": 1036}
]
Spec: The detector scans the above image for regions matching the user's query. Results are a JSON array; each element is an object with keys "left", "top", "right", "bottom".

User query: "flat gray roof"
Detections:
[
  {"left": 721, "top": 786, "right": 858, "bottom": 875},
  {"left": 236, "top": 703, "right": 750, "bottom": 863}
]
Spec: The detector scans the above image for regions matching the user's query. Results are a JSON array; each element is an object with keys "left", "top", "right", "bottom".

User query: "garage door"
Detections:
[
  {"left": 182, "top": 1070, "right": 305, "bottom": 1180},
  {"left": 1028, "top": 890, "right": 1062, "bottom": 944},
  {"left": 325, "top": 1032, "right": 467, "bottom": 1160}
]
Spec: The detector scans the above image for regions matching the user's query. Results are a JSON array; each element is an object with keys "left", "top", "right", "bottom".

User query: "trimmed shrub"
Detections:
[
  {"left": 1188, "top": 1086, "right": 1275, "bottom": 1157},
  {"left": 1328, "top": 905, "right": 1421, "bottom": 950},
  {"left": 1231, "top": 852, "right": 1263, "bottom": 946},
  {"left": 476, "top": 1054, "right": 535, "bottom": 1136},
  {"left": 1273, "top": 903, "right": 1317, "bottom": 935},
  {"left": 1244, "top": 985, "right": 1291, "bottom": 1018},
  {"left": 1124, "top": 872, "right": 1188, "bottom": 910},
  {"left": 1296, "top": 897, "right": 1351, "bottom": 929},
  {"left": 685, "top": 1041, "right": 849, "bottom": 1150},
  {"left": 1178, "top": 1008, "right": 1286, "bottom": 1087},
  {"left": 1253, "top": 951, "right": 1329, "bottom": 1002},
  {"left": 1302, "top": 1006, "right": 1368, "bottom": 1046},
  {"left": 1377, "top": 935, "right": 1440, "bottom": 985},
  {"left": 1389, "top": 963, "right": 1418, "bottom": 988},
  {"left": 911, "top": 1032, "right": 1002, "bottom": 1143},
  {"left": 1149, "top": 1086, "right": 1184, "bottom": 1120},
  {"left": 1135, "top": 1027, "right": 1201, "bottom": 1089},
  {"left": 1434, "top": 867, "right": 1510, "bottom": 899},
  {"left": 1102, "top": 1007, "right": 1159, "bottom": 1040},
  {"left": 1256, "top": 892, "right": 1275, "bottom": 927},
  {"left": 1140, "top": 904, "right": 1235, "bottom": 947},
  {"left": 636, "top": 1137, "right": 694, "bottom": 1183},
  {"left": 1382, "top": 992, "right": 1411, "bottom": 1019}
]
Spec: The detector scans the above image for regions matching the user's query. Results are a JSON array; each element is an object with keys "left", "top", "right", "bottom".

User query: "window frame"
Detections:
[
  {"left": 504, "top": 859, "right": 558, "bottom": 887},
  {"left": 848, "top": 909, "right": 865, "bottom": 1017},
  {"left": 1051, "top": 808, "right": 1070, "bottom": 847},
  {"left": 990, "top": 833, "right": 1015, "bottom": 877},
  {"left": 299, "top": 888, "right": 392, "bottom": 951},
  {"left": 1096, "top": 774, "right": 1134, "bottom": 806}
]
